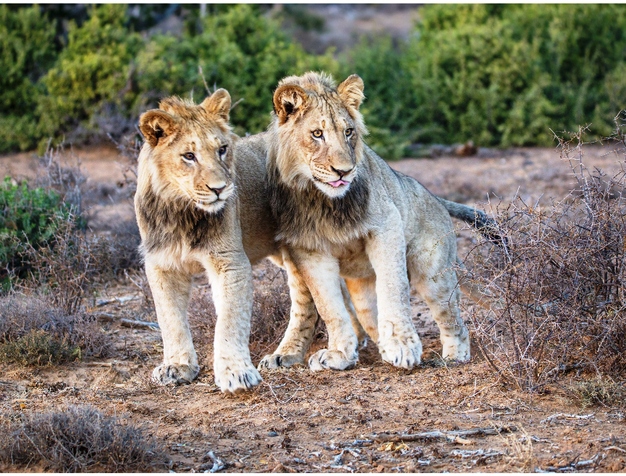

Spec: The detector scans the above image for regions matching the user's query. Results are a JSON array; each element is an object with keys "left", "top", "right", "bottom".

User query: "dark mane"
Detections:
[
  {"left": 137, "top": 185, "right": 225, "bottom": 252},
  {"left": 267, "top": 163, "right": 370, "bottom": 248}
]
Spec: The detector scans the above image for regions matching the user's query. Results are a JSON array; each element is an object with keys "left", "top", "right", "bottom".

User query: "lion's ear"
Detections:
[
  {"left": 139, "top": 110, "right": 179, "bottom": 148},
  {"left": 273, "top": 84, "right": 308, "bottom": 124},
  {"left": 337, "top": 74, "right": 365, "bottom": 111},
  {"left": 201, "top": 88, "right": 231, "bottom": 122}
]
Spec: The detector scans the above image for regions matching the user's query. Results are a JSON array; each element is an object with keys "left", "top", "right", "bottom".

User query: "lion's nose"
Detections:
[
  {"left": 331, "top": 166, "right": 354, "bottom": 178},
  {"left": 208, "top": 184, "right": 226, "bottom": 196}
]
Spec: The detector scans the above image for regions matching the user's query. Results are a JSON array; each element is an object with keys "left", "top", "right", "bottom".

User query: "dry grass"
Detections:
[
  {"left": 0, "top": 406, "right": 169, "bottom": 472},
  {"left": 572, "top": 378, "right": 626, "bottom": 409},
  {"left": 467, "top": 112, "right": 626, "bottom": 391},
  {"left": 0, "top": 294, "right": 111, "bottom": 365}
]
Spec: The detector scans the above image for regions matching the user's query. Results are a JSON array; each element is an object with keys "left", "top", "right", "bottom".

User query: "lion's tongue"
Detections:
[{"left": 328, "top": 179, "right": 349, "bottom": 188}]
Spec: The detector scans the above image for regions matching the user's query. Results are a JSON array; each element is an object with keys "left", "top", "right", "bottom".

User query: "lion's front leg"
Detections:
[
  {"left": 259, "top": 251, "right": 318, "bottom": 370},
  {"left": 365, "top": 223, "right": 422, "bottom": 369},
  {"left": 144, "top": 260, "right": 199, "bottom": 385},
  {"left": 290, "top": 249, "right": 359, "bottom": 371},
  {"left": 205, "top": 253, "right": 261, "bottom": 393}
]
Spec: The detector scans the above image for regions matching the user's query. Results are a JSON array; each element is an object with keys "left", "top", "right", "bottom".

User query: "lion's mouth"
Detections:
[{"left": 327, "top": 179, "right": 350, "bottom": 188}]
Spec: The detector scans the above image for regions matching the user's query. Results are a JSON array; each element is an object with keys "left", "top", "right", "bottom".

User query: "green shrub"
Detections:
[
  {"left": 38, "top": 4, "right": 142, "bottom": 147},
  {"left": 573, "top": 378, "right": 626, "bottom": 409},
  {"left": 0, "top": 177, "right": 74, "bottom": 285},
  {"left": 0, "top": 329, "right": 79, "bottom": 366},
  {"left": 344, "top": 4, "right": 626, "bottom": 150},
  {"left": 0, "top": 5, "right": 57, "bottom": 152},
  {"left": 135, "top": 4, "right": 338, "bottom": 135},
  {"left": 407, "top": 4, "right": 626, "bottom": 146},
  {"left": 342, "top": 36, "right": 415, "bottom": 159}
]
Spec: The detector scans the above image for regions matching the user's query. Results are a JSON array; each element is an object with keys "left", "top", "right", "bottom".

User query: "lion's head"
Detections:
[
  {"left": 270, "top": 72, "right": 368, "bottom": 199},
  {"left": 139, "top": 90, "right": 236, "bottom": 213}
]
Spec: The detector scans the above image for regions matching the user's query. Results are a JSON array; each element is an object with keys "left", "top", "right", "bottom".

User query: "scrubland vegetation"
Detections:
[{"left": 2, "top": 4, "right": 625, "bottom": 157}]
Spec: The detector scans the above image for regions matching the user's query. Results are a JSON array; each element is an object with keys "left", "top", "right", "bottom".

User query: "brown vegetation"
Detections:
[{"left": 1, "top": 124, "right": 626, "bottom": 471}]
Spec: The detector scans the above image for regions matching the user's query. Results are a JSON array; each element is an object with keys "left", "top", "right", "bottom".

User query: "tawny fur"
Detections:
[
  {"left": 264, "top": 71, "right": 472, "bottom": 371},
  {"left": 136, "top": 93, "right": 337, "bottom": 389}
]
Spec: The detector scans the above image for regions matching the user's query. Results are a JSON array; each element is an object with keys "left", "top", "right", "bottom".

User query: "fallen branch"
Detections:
[
  {"left": 536, "top": 453, "right": 602, "bottom": 472},
  {"left": 604, "top": 446, "right": 626, "bottom": 454},
  {"left": 95, "top": 314, "right": 160, "bottom": 330},
  {"left": 540, "top": 413, "right": 594, "bottom": 424},
  {"left": 120, "top": 318, "right": 160, "bottom": 330},
  {"left": 206, "top": 451, "right": 225, "bottom": 473},
  {"left": 369, "top": 425, "right": 516, "bottom": 443},
  {"left": 451, "top": 448, "right": 503, "bottom": 461}
]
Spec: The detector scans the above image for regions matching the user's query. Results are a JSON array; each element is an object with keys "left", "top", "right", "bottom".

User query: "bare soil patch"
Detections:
[{"left": 1, "top": 145, "right": 625, "bottom": 472}]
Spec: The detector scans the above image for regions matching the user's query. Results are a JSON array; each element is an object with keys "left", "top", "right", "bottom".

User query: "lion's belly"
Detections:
[{"left": 330, "top": 241, "right": 374, "bottom": 278}]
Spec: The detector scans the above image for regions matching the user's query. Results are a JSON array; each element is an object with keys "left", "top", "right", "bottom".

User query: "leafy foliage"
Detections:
[
  {"left": 1, "top": 4, "right": 626, "bottom": 152},
  {"left": 345, "top": 4, "right": 626, "bottom": 152},
  {"left": 135, "top": 4, "right": 338, "bottom": 135},
  {"left": 0, "top": 177, "right": 73, "bottom": 284},
  {"left": 38, "top": 4, "right": 142, "bottom": 146},
  {"left": 0, "top": 5, "right": 57, "bottom": 152}
]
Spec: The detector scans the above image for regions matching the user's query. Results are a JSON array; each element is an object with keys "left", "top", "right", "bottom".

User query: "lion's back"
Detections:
[{"left": 234, "top": 132, "right": 279, "bottom": 264}]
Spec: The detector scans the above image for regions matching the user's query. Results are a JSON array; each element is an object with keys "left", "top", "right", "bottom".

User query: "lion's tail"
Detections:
[{"left": 438, "top": 197, "right": 508, "bottom": 249}]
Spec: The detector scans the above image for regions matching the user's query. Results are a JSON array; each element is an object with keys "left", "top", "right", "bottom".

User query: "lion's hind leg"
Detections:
[
  {"left": 409, "top": 254, "right": 470, "bottom": 363},
  {"left": 289, "top": 249, "right": 359, "bottom": 371},
  {"left": 258, "top": 253, "right": 318, "bottom": 370},
  {"left": 145, "top": 261, "right": 200, "bottom": 385},
  {"left": 345, "top": 276, "right": 379, "bottom": 346}
]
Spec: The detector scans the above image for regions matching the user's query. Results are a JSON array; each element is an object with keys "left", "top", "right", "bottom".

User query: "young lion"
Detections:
[{"left": 264, "top": 71, "right": 474, "bottom": 371}]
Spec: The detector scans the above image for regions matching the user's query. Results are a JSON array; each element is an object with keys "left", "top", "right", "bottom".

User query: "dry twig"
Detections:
[{"left": 369, "top": 425, "right": 517, "bottom": 443}]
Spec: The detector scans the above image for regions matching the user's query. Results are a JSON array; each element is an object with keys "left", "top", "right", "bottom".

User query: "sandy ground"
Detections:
[{"left": 1, "top": 143, "right": 626, "bottom": 472}]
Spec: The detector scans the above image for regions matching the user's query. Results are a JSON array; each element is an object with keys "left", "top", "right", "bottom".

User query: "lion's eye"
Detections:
[
  {"left": 345, "top": 128, "right": 354, "bottom": 137},
  {"left": 182, "top": 152, "right": 196, "bottom": 163},
  {"left": 312, "top": 129, "right": 324, "bottom": 139},
  {"left": 218, "top": 145, "right": 228, "bottom": 157}
]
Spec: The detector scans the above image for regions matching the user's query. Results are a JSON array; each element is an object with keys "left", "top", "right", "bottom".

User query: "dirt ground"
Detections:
[{"left": 1, "top": 143, "right": 626, "bottom": 473}]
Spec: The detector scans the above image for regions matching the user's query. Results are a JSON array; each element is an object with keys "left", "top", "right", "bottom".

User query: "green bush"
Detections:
[
  {"left": 3, "top": 4, "right": 626, "bottom": 153},
  {"left": 38, "top": 4, "right": 142, "bottom": 146},
  {"left": 0, "top": 294, "right": 111, "bottom": 365},
  {"left": 342, "top": 36, "right": 415, "bottom": 159},
  {"left": 0, "top": 5, "right": 57, "bottom": 152},
  {"left": 0, "top": 177, "right": 74, "bottom": 285},
  {"left": 345, "top": 4, "right": 626, "bottom": 151},
  {"left": 135, "top": 4, "right": 338, "bottom": 135},
  {"left": 0, "top": 329, "right": 79, "bottom": 366}
]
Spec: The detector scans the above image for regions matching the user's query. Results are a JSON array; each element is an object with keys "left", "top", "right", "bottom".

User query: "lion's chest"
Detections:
[{"left": 330, "top": 240, "right": 374, "bottom": 278}]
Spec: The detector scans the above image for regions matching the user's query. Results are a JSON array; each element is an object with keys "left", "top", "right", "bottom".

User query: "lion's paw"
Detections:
[
  {"left": 152, "top": 363, "right": 199, "bottom": 385},
  {"left": 442, "top": 335, "right": 471, "bottom": 363},
  {"left": 308, "top": 349, "right": 357, "bottom": 372},
  {"left": 215, "top": 361, "right": 262, "bottom": 394},
  {"left": 258, "top": 353, "right": 304, "bottom": 370},
  {"left": 378, "top": 336, "right": 422, "bottom": 370}
]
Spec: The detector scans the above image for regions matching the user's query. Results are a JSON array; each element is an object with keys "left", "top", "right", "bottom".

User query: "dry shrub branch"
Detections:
[
  {"left": 0, "top": 406, "right": 169, "bottom": 472},
  {"left": 0, "top": 294, "right": 110, "bottom": 365},
  {"left": 467, "top": 112, "right": 626, "bottom": 391}
]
